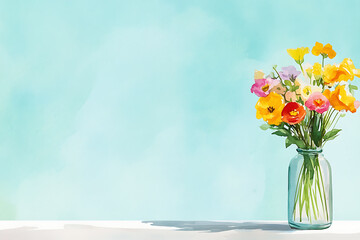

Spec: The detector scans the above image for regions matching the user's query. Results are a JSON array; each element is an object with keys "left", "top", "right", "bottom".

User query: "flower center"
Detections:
[
  {"left": 289, "top": 109, "right": 299, "bottom": 116},
  {"left": 303, "top": 87, "right": 311, "bottom": 96},
  {"left": 267, "top": 106, "right": 275, "bottom": 113},
  {"left": 314, "top": 99, "right": 324, "bottom": 107},
  {"left": 262, "top": 84, "right": 270, "bottom": 92}
]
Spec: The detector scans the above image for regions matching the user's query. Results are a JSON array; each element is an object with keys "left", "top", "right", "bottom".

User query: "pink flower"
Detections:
[
  {"left": 305, "top": 92, "right": 330, "bottom": 114},
  {"left": 251, "top": 78, "right": 280, "bottom": 97}
]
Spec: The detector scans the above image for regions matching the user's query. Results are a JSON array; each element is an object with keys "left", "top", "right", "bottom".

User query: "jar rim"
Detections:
[{"left": 297, "top": 148, "right": 323, "bottom": 154}]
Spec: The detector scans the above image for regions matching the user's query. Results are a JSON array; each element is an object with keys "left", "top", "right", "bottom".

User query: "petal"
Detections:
[
  {"left": 355, "top": 101, "right": 360, "bottom": 109},
  {"left": 254, "top": 70, "right": 265, "bottom": 80},
  {"left": 311, "top": 42, "right": 323, "bottom": 56},
  {"left": 287, "top": 49, "right": 299, "bottom": 61}
]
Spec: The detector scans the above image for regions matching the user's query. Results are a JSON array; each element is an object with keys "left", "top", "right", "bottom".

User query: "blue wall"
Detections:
[{"left": 0, "top": 0, "right": 359, "bottom": 220}]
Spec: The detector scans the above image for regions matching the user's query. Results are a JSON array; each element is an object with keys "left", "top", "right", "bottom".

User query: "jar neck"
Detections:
[{"left": 297, "top": 148, "right": 323, "bottom": 155}]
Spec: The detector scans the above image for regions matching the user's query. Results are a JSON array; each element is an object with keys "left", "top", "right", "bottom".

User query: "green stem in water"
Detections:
[
  {"left": 292, "top": 154, "right": 329, "bottom": 222},
  {"left": 292, "top": 164, "right": 304, "bottom": 216},
  {"left": 318, "top": 163, "right": 329, "bottom": 221}
]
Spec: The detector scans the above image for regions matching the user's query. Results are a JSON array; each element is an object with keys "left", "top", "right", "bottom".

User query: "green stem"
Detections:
[
  {"left": 328, "top": 112, "right": 339, "bottom": 129},
  {"left": 273, "top": 67, "right": 287, "bottom": 88},
  {"left": 293, "top": 164, "right": 304, "bottom": 218},
  {"left": 310, "top": 186, "right": 318, "bottom": 221},
  {"left": 292, "top": 155, "right": 329, "bottom": 223},
  {"left": 315, "top": 170, "right": 326, "bottom": 216},
  {"left": 318, "top": 164, "right": 329, "bottom": 221},
  {"left": 295, "top": 124, "right": 307, "bottom": 147},
  {"left": 299, "top": 63, "right": 305, "bottom": 75},
  {"left": 312, "top": 187, "right": 320, "bottom": 217}
]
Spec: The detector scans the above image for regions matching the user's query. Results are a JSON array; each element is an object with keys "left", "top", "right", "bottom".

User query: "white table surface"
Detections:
[{"left": 0, "top": 221, "right": 359, "bottom": 239}]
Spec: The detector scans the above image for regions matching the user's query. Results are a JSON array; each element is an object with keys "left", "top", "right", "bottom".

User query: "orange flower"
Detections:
[
  {"left": 339, "top": 58, "right": 360, "bottom": 80},
  {"left": 311, "top": 42, "right": 323, "bottom": 56},
  {"left": 281, "top": 102, "right": 306, "bottom": 125},
  {"left": 323, "top": 85, "right": 359, "bottom": 113},
  {"left": 311, "top": 42, "right": 336, "bottom": 59},
  {"left": 323, "top": 58, "right": 360, "bottom": 85}
]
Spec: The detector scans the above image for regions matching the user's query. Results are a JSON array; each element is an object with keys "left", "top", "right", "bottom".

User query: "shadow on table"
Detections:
[{"left": 142, "top": 221, "right": 294, "bottom": 232}]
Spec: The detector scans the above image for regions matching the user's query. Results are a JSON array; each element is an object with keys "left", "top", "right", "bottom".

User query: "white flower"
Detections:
[{"left": 300, "top": 85, "right": 322, "bottom": 101}]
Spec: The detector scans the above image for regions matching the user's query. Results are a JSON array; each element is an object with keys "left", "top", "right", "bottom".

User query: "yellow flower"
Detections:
[
  {"left": 323, "top": 85, "right": 359, "bottom": 113},
  {"left": 255, "top": 92, "right": 285, "bottom": 125},
  {"left": 287, "top": 47, "right": 309, "bottom": 64},
  {"left": 323, "top": 58, "right": 360, "bottom": 86},
  {"left": 323, "top": 64, "right": 338, "bottom": 86},
  {"left": 312, "top": 62, "right": 323, "bottom": 77},
  {"left": 254, "top": 70, "right": 265, "bottom": 80},
  {"left": 311, "top": 42, "right": 336, "bottom": 59}
]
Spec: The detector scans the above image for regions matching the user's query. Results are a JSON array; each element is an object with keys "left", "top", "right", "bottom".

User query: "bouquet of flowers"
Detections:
[{"left": 250, "top": 42, "right": 360, "bottom": 228}]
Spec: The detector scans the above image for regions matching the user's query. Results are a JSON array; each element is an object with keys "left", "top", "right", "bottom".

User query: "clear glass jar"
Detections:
[{"left": 288, "top": 148, "right": 332, "bottom": 230}]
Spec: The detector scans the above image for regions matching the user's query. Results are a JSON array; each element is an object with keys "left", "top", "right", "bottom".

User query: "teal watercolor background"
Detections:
[{"left": 0, "top": 0, "right": 359, "bottom": 220}]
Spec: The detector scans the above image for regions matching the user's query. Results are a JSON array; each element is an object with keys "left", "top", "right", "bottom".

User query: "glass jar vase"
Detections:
[{"left": 288, "top": 148, "right": 332, "bottom": 230}]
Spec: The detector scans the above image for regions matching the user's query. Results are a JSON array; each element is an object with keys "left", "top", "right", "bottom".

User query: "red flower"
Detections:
[{"left": 281, "top": 102, "right": 306, "bottom": 125}]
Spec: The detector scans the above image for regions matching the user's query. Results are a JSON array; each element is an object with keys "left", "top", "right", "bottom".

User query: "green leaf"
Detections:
[
  {"left": 269, "top": 122, "right": 285, "bottom": 130},
  {"left": 260, "top": 124, "right": 270, "bottom": 130},
  {"left": 311, "top": 113, "right": 322, "bottom": 147},
  {"left": 291, "top": 85, "right": 300, "bottom": 92},
  {"left": 285, "top": 138, "right": 291, "bottom": 148},
  {"left": 323, "top": 129, "right": 341, "bottom": 141},
  {"left": 272, "top": 129, "right": 290, "bottom": 137},
  {"left": 272, "top": 131, "right": 288, "bottom": 137},
  {"left": 349, "top": 84, "right": 358, "bottom": 96},
  {"left": 269, "top": 72, "right": 276, "bottom": 79},
  {"left": 326, "top": 134, "right": 339, "bottom": 141},
  {"left": 349, "top": 84, "right": 358, "bottom": 90},
  {"left": 286, "top": 135, "right": 306, "bottom": 149},
  {"left": 312, "top": 130, "right": 322, "bottom": 147},
  {"left": 350, "top": 88, "right": 355, "bottom": 96},
  {"left": 340, "top": 113, "right": 346, "bottom": 117},
  {"left": 284, "top": 80, "right": 292, "bottom": 87},
  {"left": 273, "top": 65, "right": 278, "bottom": 69},
  {"left": 303, "top": 154, "right": 316, "bottom": 181}
]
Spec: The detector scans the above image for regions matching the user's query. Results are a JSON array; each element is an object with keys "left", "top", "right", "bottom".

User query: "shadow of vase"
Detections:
[{"left": 142, "top": 221, "right": 294, "bottom": 232}]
